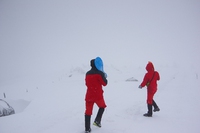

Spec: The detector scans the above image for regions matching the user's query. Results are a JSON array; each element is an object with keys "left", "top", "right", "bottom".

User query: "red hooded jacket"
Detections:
[
  {"left": 140, "top": 62, "right": 160, "bottom": 93},
  {"left": 85, "top": 59, "right": 108, "bottom": 102}
]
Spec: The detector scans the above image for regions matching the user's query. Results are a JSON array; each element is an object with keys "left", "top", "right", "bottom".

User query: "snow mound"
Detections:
[
  {"left": 125, "top": 77, "right": 138, "bottom": 82},
  {"left": 4, "top": 99, "right": 30, "bottom": 114}
]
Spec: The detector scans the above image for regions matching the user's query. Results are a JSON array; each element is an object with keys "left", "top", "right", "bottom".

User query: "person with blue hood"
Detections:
[{"left": 84, "top": 58, "right": 108, "bottom": 133}]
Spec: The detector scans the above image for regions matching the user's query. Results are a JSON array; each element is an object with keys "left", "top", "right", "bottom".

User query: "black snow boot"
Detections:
[
  {"left": 143, "top": 104, "right": 153, "bottom": 117},
  {"left": 93, "top": 108, "right": 104, "bottom": 127},
  {"left": 85, "top": 115, "right": 91, "bottom": 132},
  {"left": 152, "top": 100, "right": 160, "bottom": 112}
]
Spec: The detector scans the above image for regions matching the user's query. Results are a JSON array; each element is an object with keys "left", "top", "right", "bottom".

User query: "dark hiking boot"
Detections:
[
  {"left": 143, "top": 104, "right": 153, "bottom": 117},
  {"left": 85, "top": 128, "right": 91, "bottom": 133},
  {"left": 152, "top": 100, "right": 160, "bottom": 112},
  {"left": 143, "top": 113, "right": 152, "bottom": 117},
  {"left": 85, "top": 115, "right": 91, "bottom": 132},
  {"left": 153, "top": 107, "right": 160, "bottom": 112},
  {"left": 93, "top": 120, "right": 101, "bottom": 127}
]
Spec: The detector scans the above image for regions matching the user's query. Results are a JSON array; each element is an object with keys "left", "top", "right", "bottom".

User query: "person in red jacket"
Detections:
[
  {"left": 139, "top": 61, "right": 160, "bottom": 117},
  {"left": 84, "top": 59, "right": 108, "bottom": 133}
]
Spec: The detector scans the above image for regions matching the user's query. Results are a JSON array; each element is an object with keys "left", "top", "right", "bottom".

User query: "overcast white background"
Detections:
[
  {"left": 0, "top": 1, "right": 200, "bottom": 133},
  {"left": 1, "top": 0, "right": 200, "bottom": 85}
]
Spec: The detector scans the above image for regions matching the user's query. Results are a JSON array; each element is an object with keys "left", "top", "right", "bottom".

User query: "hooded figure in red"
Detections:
[
  {"left": 139, "top": 62, "right": 160, "bottom": 117},
  {"left": 84, "top": 59, "right": 108, "bottom": 132}
]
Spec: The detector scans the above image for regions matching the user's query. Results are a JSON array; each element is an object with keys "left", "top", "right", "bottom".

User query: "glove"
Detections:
[{"left": 138, "top": 85, "right": 142, "bottom": 89}]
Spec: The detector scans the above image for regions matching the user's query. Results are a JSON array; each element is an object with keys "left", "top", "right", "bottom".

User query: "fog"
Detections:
[{"left": 1, "top": 0, "right": 200, "bottom": 84}]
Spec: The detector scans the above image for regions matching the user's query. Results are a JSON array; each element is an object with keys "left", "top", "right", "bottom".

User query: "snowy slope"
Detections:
[{"left": 0, "top": 64, "right": 200, "bottom": 133}]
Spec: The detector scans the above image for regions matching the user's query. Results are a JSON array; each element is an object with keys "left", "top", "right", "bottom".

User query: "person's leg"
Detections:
[
  {"left": 152, "top": 100, "right": 160, "bottom": 112},
  {"left": 152, "top": 100, "right": 158, "bottom": 108},
  {"left": 85, "top": 115, "right": 91, "bottom": 132},
  {"left": 144, "top": 104, "right": 153, "bottom": 117},
  {"left": 93, "top": 108, "right": 104, "bottom": 127},
  {"left": 85, "top": 102, "right": 94, "bottom": 132},
  {"left": 144, "top": 92, "right": 153, "bottom": 117},
  {"left": 85, "top": 101, "right": 94, "bottom": 115},
  {"left": 94, "top": 99, "right": 107, "bottom": 127}
]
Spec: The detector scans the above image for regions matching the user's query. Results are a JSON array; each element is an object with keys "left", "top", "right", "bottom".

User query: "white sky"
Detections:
[{"left": 0, "top": 0, "right": 200, "bottom": 83}]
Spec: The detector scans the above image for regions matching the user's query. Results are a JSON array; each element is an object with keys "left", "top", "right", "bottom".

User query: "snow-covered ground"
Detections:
[
  {"left": 0, "top": 64, "right": 200, "bottom": 133},
  {"left": 0, "top": 0, "right": 200, "bottom": 133}
]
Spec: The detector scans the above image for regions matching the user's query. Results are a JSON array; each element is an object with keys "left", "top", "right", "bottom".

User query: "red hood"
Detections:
[{"left": 146, "top": 62, "right": 154, "bottom": 72}]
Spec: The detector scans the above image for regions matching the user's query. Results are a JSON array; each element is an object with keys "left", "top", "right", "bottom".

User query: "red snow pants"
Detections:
[
  {"left": 85, "top": 99, "right": 107, "bottom": 115},
  {"left": 147, "top": 89, "right": 157, "bottom": 104}
]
